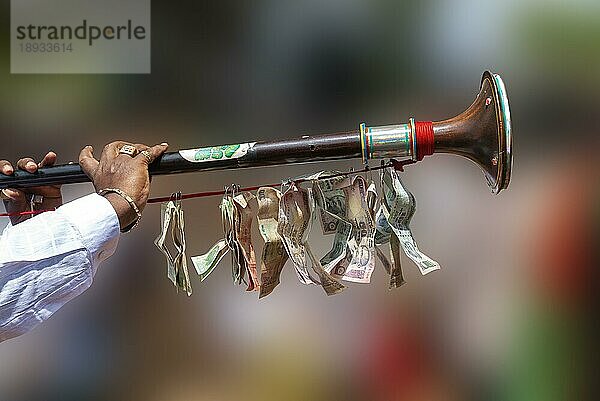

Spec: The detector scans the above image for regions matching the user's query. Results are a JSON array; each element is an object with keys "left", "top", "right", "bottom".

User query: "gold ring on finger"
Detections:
[
  {"left": 119, "top": 144, "right": 138, "bottom": 157},
  {"left": 140, "top": 150, "right": 152, "bottom": 163}
]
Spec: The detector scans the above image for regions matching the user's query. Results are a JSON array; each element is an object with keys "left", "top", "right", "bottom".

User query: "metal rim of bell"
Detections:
[{"left": 482, "top": 71, "right": 512, "bottom": 194}]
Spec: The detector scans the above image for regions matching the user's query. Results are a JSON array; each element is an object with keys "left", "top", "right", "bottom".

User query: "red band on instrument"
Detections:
[{"left": 415, "top": 121, "right": 435, "bottom": 161}]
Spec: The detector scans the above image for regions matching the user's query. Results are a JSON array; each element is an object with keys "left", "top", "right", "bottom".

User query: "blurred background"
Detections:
[{"left": 1, "top": 0, "right": 599, "bottom": 400}]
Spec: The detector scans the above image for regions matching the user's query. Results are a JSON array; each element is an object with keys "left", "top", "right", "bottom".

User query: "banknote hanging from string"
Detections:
[
  {"left": 0, "top": 71, "right": 513, "bottom": 298},
  {"left": 154, "top": 164, "right": 440, "bottom": 297}
]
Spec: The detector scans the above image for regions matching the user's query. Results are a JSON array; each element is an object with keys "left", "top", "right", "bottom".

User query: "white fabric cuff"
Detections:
[{"left": 57, "top": 193, "right": 120, "bottom": 263}]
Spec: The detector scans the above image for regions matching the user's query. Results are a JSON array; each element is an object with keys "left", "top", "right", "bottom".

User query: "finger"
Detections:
[
  {"left": 102, "top": 141, "right": 129, "bottom": 161},
  {"left": 138, "top": 143, "right": 168, "bottom": 165},
  {"left": 134, "top": 143, "right": 150, "bottom": 153},
  {"left": 17, "top": 158, "right": 38, "bottom": 173},
  {"left": 133, "top": 143, "right": 151, "bottom": 163},
  {"left": 115, "top": 142, "right": 146, "bottom": 160},
  {"left": 2, "top": 188, "right": 26, "bottom": 203},
  {"left": 0, "top": 160, "right": 14, "bottom": 175},
  {"left": 38, "top": 151, "right": 57, "bottom": 168},
  {"left": 3, "top": 189, "right": 30, "bottom": 225},
  {"left": 97, "top": 141, "right": 128, "bottom": 165},
  {"left": 79, "top": 146, "right": 100, "bottom": 177}
]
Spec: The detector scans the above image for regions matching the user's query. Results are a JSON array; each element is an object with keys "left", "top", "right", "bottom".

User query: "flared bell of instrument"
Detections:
[
  {"left": 0, "top": 71, "right": 513, "bottom": 192},
  {"left": 432, "top": 71, "right": 512, "bottom": 194}
]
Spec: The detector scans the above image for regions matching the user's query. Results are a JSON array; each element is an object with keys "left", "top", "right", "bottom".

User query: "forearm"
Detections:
[
  {"left": 0, "top": 194, "right": 120, "bottom": 342},
  {"left": 0, "top": 251, "right": 95, "bottom": 342}
]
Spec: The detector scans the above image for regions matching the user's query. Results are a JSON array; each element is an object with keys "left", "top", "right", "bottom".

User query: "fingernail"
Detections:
[
  {"left": 26, "top": 161, "right": 37, "bottom": 171},
  {"left": 161, "top": 142, "right": 168, "bottom": 146},
  {"left": 2, "top": 165, "right": 13, "bottom": 174}
]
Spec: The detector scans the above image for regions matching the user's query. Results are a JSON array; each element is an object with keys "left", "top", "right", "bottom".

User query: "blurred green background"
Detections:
[{"left": 1, "top": 1, "right": 598, "bottom": 400}]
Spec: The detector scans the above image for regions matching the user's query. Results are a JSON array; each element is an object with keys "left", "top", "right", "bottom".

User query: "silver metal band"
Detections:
[
  {"left": 359, "top": 122, "right": 413, "bottom": 162},
  {"left": 98, "top": 188, "right": 142, "bottom": 233}
]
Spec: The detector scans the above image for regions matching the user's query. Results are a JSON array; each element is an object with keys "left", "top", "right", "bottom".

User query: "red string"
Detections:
[
  {"left": 390, "top": 159, "right": 416, "bottom": 172},
  {"left": 0, "top": 208, "right": 56, "bottom": 218},
  {"left": 146, "top": 183, "right": 282, "bottom": 204},
  {"left": 147, "top": 163, "right": 393, "bottom": 204},
  {"left": 415, "top": 121, "right": 435, "bottom": 161},
  {"left": 2, "top": 163, "right": 398, "bottom": 217}
]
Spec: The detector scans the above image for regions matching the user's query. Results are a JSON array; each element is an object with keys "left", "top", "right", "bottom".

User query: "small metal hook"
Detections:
[
  {"left": 231, "top": 183, "right": 240, "bottom": 200},
  {"left": 390, "top": 158, "right": 417, "bottom": 172},
  {"left": 364, "top": 162, "right": 375, "bottom": 184},
  {"left": 281, "top": 178, "right": 293, "bottom": 193},
  {"left": 379, "top": 161, "right": 387, "bottom": 187},
  {"left": 221, "top": 185, "right": 234, "bottom": 249}
]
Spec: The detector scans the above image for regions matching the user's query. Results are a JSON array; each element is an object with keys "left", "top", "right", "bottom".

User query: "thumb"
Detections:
[
  {"left": 140, "top": 143, "right": 169, "bottom": 165},
  {"left": 2, "top": 188, "right": 26, "bottom": 204},
  {"left": 79, "top": 146, "right": 99, "bottom": 177},
  {"left": 3, "top": 188, "right": 29, "bottom": 225}
]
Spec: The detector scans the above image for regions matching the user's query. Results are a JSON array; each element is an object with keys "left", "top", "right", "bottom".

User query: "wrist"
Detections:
[{"left": 100, "top": 190, "right": 141, "bottom": 232}]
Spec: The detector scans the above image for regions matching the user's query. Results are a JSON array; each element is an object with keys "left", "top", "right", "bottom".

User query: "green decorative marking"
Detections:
[
  {"left": 224, "top": 144, "right": 241, "bottom": 158},
  {"left": 211, "top": 148, "right": 223, "bottom": 159},
  {"left": 193, "top": 144, "right": 244, "bottom": 161},
  {"left": 194, "top": 148, "right": 212, "bottom": 161},
  {"left": 183, "top": 143, "right": 252, "bottom": 163}
]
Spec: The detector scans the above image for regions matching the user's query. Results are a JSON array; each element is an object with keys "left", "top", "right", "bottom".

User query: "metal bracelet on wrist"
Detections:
[{"left": 98, "top": 188, "right": 142, "bottom": 233}]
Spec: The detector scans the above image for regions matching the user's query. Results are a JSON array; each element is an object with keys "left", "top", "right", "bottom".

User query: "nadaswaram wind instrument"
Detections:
[{"left": 0, "top": 71, "right": 512, "bottom": 193}]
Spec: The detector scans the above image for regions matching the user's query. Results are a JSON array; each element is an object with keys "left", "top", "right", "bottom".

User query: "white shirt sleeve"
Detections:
[{"left": 0, "top": 193, "right": 120, "bottom": 343}]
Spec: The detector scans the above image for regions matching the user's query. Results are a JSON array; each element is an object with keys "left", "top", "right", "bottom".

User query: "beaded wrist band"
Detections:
[{"left": 98, "top": 188, "right": 142, "bottom": 233}]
